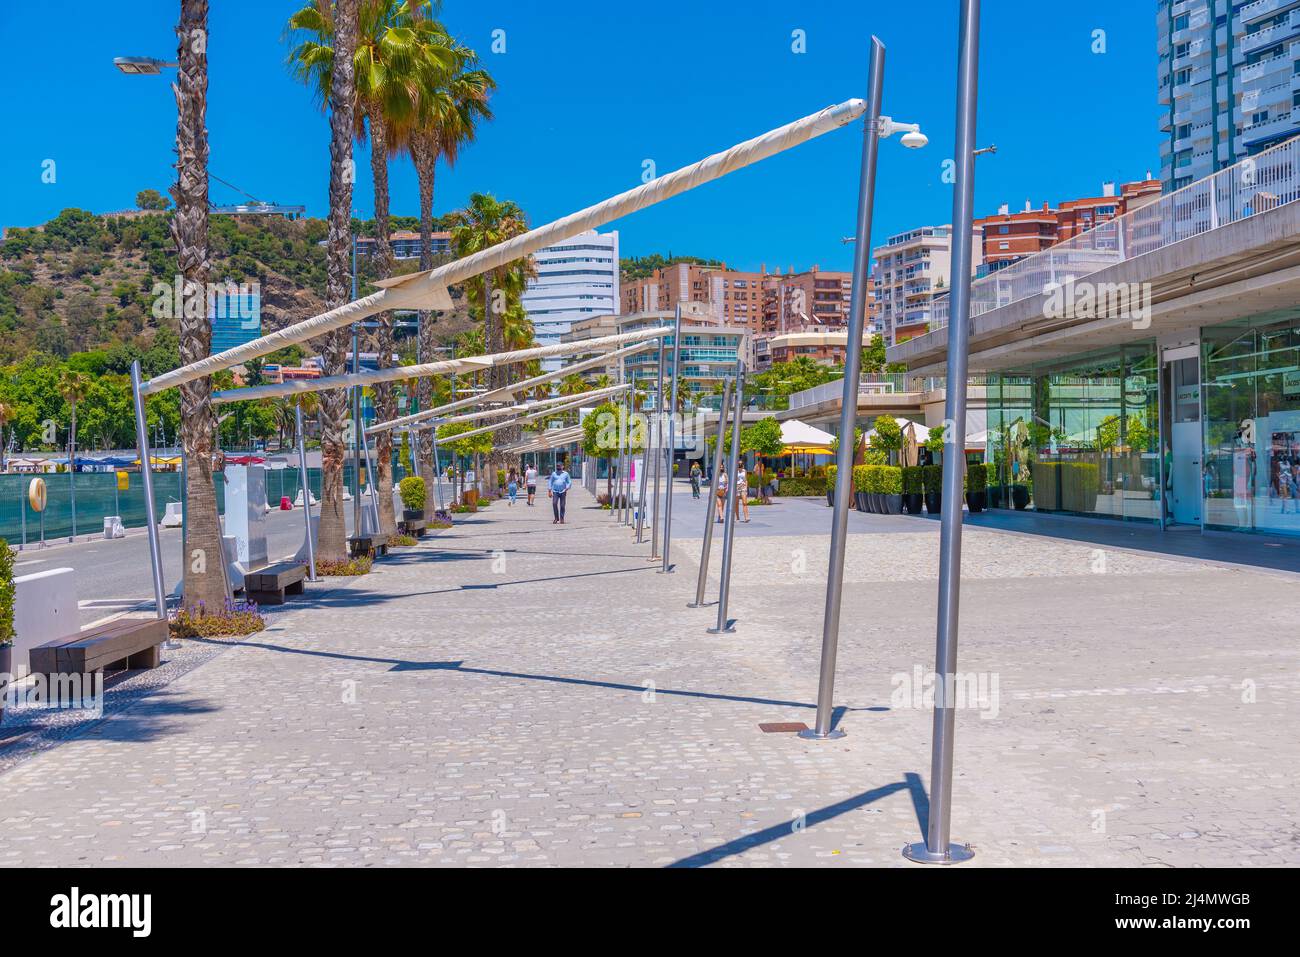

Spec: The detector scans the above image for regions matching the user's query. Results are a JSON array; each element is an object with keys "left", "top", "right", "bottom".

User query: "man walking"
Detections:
[{"left": 548, "top": 461, "right": 572, "bottom": 525}]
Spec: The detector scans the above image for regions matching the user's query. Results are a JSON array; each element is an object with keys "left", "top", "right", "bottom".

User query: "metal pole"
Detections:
[
  {"left": 688, "top": 376, "right": 732, "bottom": 608},
  {"left": 130, "top": 361, "right": 168, "bottom": 621},
  {"left": 68, "top": 427, "right": 76, "bottom": 541},
  {"left": 360, "top": 420, "right": 381, "bottom": 537},
  {"left": 650, "top": 337, "right": 665, "bottom": 561},
  {"left": 801, "top": 36, "right": 886, "bottom": 742},
  {"left": 295, "top": 403, "right": 318, "bottom": 581},
  {"left": 708, "top": 365, "right": 745, "bottom": 634},
  {"left": 431, "top": 429, "right": 445, "bottom": 512},
  {"left": 904, "top": 0, "right": 979, "bottom": 866},
  {"left": 635, "top": 385, "right": 652, "bottom": 543},
  {"left": 661, "top": 305, "right": 683, "bottom": 573}
]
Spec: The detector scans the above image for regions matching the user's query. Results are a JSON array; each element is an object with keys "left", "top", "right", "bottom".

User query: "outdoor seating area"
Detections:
[{"left": 28, "top": 617, "right": 167, "bottom": 683}]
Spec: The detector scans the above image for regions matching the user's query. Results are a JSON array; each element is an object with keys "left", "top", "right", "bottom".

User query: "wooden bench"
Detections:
[
  {"left": 30, "top": 617, "right": 168, "bottom": 681},
  {"left": 244, "top": 561, "right": 307, "bottom": 605},
  {"left": 348, "top": 535, "right": 388, "bottom": 559},
  {"left": 399, "top": 517, "right": 428, "bottom": 538}
]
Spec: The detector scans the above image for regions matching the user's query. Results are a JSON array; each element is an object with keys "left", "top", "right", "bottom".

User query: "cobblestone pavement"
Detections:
[{"left": 1, "top": 489, "right": 1296, "bottom": 867}]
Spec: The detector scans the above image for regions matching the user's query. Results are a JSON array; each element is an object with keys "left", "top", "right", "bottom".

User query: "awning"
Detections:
[{"left": 780, "top": 419, "right": 835, "bottom": 454}]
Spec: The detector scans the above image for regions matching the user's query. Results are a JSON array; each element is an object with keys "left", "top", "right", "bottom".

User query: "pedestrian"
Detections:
[
  {"left": 690, "top": 461, "right": 702, "bottom": 499},
  {"left": 735, "top": 464, "right": 751, "bottom": 522},
  {"left": 548, "top": 461, "right": 572, "bottom": 524},
  {"left": 525, "top": 462, "right": 538, "bottom": 506},
  {"left": 714, "top": 466, "right": 728, "bottom": 523},
  {"left": 507, "top": 469, "right": 519, "bottom": 507}
]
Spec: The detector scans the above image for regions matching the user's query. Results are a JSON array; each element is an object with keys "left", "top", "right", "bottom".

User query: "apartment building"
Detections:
[
  {"left": 621, "top": 262, "right": 766, "bottom": 333},
  {"left": 350, "top": 231, "right": 452, "bottom": 259},
  {"left": 1158, "top": 0, "right": 1300, "bottom": 191},
  {"left": 872, "top": 225, "right": 982, "bottom": 346},
  {"left": 759, "top": 266, "right": 860, "bottom": 333},
  {"left": 521, "top": 230, "right": 620, "bottom": 369}
]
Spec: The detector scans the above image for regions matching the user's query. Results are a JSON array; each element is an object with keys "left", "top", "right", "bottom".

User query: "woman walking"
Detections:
[
  {"left": 735, "top": 464, "right": 751, "bottom": 522},
  {"left": 507, "top": 469, "right": 519, "bottom": 507},
  {"left": 690, "top": 461, "right": 702, "bottom": 499},
  {"left": 714, "top": 466, "right": 728, "bottom": 523}
]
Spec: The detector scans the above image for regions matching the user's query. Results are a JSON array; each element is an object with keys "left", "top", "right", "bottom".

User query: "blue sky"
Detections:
[{"left": 1, "top": 1, "right": 1160, "bottom": 272}]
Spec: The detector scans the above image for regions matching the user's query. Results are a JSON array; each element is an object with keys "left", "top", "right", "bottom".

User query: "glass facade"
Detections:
[{"left": 984, "top": 309, "right": 1300, "bottom": 537}]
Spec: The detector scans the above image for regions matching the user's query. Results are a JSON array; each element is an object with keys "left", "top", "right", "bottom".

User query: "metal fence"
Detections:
[{"left": 930, "top": 135, "right": 1300, "bottom": 330}]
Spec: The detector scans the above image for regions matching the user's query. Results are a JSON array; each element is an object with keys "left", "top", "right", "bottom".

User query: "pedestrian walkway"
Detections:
[{"left": 0, "top": 486, "right": 1296, "bottom": 867}]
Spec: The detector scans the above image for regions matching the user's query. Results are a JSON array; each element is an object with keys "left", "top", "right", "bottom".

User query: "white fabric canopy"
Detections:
[
  {"left": 143, "top": 97, "right": 865, "bottom": 397},
  {"left": 780, "top": 419, "right": 836, "bottom": 449},
  {"left": 868, "top": 416, "right": 932, "bottom": 443}
]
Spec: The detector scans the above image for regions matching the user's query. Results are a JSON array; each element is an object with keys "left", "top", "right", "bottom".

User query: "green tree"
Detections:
[{"left": 135, "top": 189, "right": 171, "bottom": 211}]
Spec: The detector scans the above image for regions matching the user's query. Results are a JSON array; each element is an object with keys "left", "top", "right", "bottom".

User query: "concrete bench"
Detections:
[
  {"left": 348, "top": 535, "right": 388, "bottom": 559},
  {"left": 399, "top": 517, "right": 428, "bottom": 538},
  {"left": 244, "top": 562, "right": 307, "bottom": 605},
  {"left": 30, "top": 617, "right": 168, "bottom": 679}
]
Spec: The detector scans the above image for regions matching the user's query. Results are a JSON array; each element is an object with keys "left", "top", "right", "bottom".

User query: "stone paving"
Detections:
[{"left": 0, "top": 487, "right": 1297, "bottom": 867}]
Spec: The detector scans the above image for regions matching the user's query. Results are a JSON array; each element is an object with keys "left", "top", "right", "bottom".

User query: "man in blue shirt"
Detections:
[{"left": 547, "top": 462, "right": 572, "bottom": 524}]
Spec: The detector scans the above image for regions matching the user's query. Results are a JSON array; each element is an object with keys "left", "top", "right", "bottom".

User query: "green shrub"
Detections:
[
  {"left": 169, "top": 598, "right": 265, "bottom": 639},
  {"left": 966, "top": 463, "right": 988, "bottom": 493},
  {"left": 398, "top": 475, "right": 426, "bottom": 511},
  {"left": 852, "top": 465, "right": 870, "bottom": 492},
  {"left": 880, "top": 466, "right": 903, "bottom": 495},
  {"left": 0, "top": 538, "right": 15, "bottom": 647},
  {"left": 318, "top": 557, "right": 373, "bottom": 576},
  {"left": 861, "top": 448, "right": 888, "bottom": 466},
  {"left": 826, "top": 464, "right": 837, "bottom": 487},
  {"left": 902, "top": 466, "right": 924, "bottom": 495},
  {"left": 922, "top": 464, "right": 943, "bottom": 495},
  {"left": 388, "top": 533, "right": 418, "bottom": 547}
]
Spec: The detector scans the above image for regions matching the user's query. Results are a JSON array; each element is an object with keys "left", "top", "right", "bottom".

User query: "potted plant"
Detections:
[
  {"left": 0, "top": 537, "right": 15, "bottom": 722},
  {"left": 1011, "top": 481, "right": 1030, "bottom": 510},
  {"left": 398, "top": 475, "right": 427, "bottom": 523},
  {"left": 881, "top": 466, "right": 904, "bottom": 515},
  {"left": 966, "top": 463, "right": 987, "bottom": 513},
  {"left": 825, "top": 464, "right": 837, "bottom": 507},
  {"left": 902, "top": 466, "right": 924, "bottom": 515},
  {"left": 853, "top": 465, "right": 871, "bottom": 512},
  {"left": 923, "top": 464, "right": 943, "bottom": 515}
]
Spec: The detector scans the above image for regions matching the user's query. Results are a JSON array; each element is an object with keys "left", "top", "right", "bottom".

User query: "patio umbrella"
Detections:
[{"left": 903, "top": 421, "right": 920, "bottom": 467}]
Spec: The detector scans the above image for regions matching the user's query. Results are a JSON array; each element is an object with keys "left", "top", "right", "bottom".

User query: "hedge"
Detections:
[
  {"left": 902, "top": 466, "right": 924, "bottom": 495},
  {"left": 1030, "top": 462, "right": 1099, "bottom": 513}
]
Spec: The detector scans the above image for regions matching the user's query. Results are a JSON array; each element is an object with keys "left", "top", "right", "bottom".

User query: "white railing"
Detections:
[{"left": 930, "top": 135, "right": 1300, "bottom": 331}]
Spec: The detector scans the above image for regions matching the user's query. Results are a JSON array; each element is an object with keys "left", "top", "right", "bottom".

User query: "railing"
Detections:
[{"left": 928, "top": 134, "right": 1300, "bottom": 331}]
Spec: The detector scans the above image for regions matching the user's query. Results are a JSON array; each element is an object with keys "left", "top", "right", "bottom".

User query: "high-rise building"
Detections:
[
  {"left": 872, "top": 225, "right": 982, "bottom": 346},
  {"left": 210, "top": 287, "right": 261, "bottom": 355},
  {"left": 1158, "top": 0, "right": 1300, "bottom": 192},
  {"left": 620, "top": 262, "right": 766, "bottom": 332},
  {"left": 522, "top": 230, "right": 620, "bottom": 369}
]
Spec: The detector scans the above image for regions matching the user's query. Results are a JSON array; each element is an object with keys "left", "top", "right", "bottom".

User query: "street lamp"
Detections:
[
  {"left": 113, "top": 56, "right": 177, "bottom": 75},
  {"left": 801, "top": 35, "right": 928, "bottom": 743}
]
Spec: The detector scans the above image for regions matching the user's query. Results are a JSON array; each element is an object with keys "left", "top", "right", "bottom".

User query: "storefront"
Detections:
[{"left": 983, "top": 307, "right": 1300, "bottom": 537}]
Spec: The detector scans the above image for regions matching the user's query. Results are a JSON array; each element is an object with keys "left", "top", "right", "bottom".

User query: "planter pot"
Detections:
[
  {"left": 402, "top": 508, "right": 425, "bottom": 523},
  {"left": 987, "top": 485, "right": 1004, "bottom": 510},
  {"left": 854, "top": 491, "right": 870, "bottom": 512},
  {"left": 1011, "top": 485, "right": 1030, "bottom": 510},
  {"left": 904, "top": 493, "right": 924, "bottom": 514},
  {"left": 925, "top": 493, "right": 942, "bottom": 515},
  {"left": 966, "top": 491, "right": 986, "bottom": 513},
  {"left": 872, "top": 493, "right": 885, "bottom": 513},
  {"left": 0, "top": 645, "right": 11, "bottom": 721},
  {"left": 885, "top": 494, "right": 903, "bottom": 515}
]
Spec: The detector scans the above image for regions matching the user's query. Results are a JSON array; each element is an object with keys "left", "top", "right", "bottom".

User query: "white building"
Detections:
[
  {"left": 872, "top": 225, "right": 980, "bottom": 347},
  {"left": 1158, "top": 0, "right": 1300, "bottom": 191},
  {"left": 522, "top": 230, "right": 620, "bottom": 370}
]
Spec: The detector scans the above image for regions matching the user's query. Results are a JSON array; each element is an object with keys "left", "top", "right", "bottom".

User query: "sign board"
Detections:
[
  {"left": 1283, "top": 370, "right": 1300, "bottom": 398},
  {"left": 224, "top": 464, "right": 268, "bottom": 568}
]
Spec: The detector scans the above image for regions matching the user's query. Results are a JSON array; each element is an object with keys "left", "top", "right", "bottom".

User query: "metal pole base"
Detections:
[
  {"left": 657, "top": 567, "right": 675, "bottom": 574},
  {"left": 902, "top": 842, "right": 975, "bottom": 865},
  {"left": 797, "top": 728, "right": 847, "bottom": 741},
  {"left": 706, "top": 622, "right": 736, "bottom": 634},
  {"left": 685, "top": 601, "right": 713, "bottom": 609}
]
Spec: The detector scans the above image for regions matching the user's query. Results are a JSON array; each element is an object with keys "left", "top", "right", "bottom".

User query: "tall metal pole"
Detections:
[
  {"left": 431, "top": 428, "right": 445, "bottom": 512},
  {"left": 687, "top": 376, "right": 732, "bottom": 608},
  {"left": 707, "top": 365, "right": 745, "bottom": 634},
  {"left": 130, "top": 361, "right": 168, "bottom": 621},
  {"left": 660, "top": 305, "right": 683, "bottom": 573},
  {"left": 295, "top": 403, "right": 318, "bottom": 581},
  {"left": 649, "top": 337, "right": 666, "bottom": 561},
  {"left": 904, "top": 0, "right": 979, "bottom": 865},
  {"left": 360, "top": 420, "right": 382, "bottom": 536},
  {"left": 800, "top": 35, "right": 886, "bottom": 743},
  {"left": 351, "top": 231, "right": 361, "bottom": 536},
  {"left": 634, "top": 377, "right": 653, "bottom": 544}
]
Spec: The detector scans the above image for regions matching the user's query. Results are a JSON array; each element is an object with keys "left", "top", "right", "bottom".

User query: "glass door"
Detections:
[{"left": 1163, "top": 354, "right": 1203, "bottom": 526}]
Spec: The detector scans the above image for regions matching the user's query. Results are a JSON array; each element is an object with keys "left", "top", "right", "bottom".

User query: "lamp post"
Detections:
[
  {"left": 903, "top": 0, "right": 980, "bottom": 866},
  {"left": 802, "top": 35, "right": 928, "bottom": 742}
]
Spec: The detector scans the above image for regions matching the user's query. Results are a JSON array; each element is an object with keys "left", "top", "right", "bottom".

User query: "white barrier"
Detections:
[
  {"left": 12, "top": 567, "right": 79, "bottom": 679},
  {"left": 161, "top": 502, "right": 183, "bottom": 527},
  {"left": 103, "top": 516, "right": 126, "bottom": 539}
]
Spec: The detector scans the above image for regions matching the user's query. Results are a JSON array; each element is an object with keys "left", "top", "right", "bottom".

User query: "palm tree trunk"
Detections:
[
  {"left": 316, "top": 0, "right": 358, "bottom": 564},
  {"left": 367, "top": 105, "right": 397, "bottom": 536},
  {"left": 173, "top": 0, "right": 230, "bottom": 611},
  {"left": 413, "top": 133, "right": 439, "bottom": 516},
  {"left": 482, "top": 271, "right": 508, "bottom": 496}
]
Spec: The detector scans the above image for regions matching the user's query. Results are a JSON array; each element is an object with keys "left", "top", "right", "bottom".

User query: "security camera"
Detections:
[{"left": 900, "top": 130, "right": 929, "bottom": 150}]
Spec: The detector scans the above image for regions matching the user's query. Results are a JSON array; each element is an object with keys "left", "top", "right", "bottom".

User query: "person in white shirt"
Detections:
[
  {"left": 734, "top": 465, "right": 750, "bottom": 522},
  {"left": 525, "top": 464, "right": 538, "bottom": 506}
]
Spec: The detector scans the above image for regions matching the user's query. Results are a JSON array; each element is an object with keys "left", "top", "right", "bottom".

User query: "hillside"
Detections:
[{"left": 0, "top": 208, "right": 474, "bottom": 367}]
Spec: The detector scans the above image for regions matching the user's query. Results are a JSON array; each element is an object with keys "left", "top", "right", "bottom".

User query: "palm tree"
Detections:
[
  {"left": 168, "top": 0, "right": 231, "bottom": 608},
  {"left": 403, "top": 23, "right": 493, "bottom": 513},
  {"left": 288, "top": 0, "right": 360, "bottom": 562}
]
